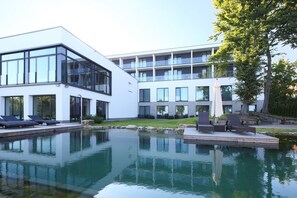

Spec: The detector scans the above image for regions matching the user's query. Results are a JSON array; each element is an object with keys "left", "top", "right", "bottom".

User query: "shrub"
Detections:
[{"left": 92, "top": 116, "right": 103, "bottom": 124}]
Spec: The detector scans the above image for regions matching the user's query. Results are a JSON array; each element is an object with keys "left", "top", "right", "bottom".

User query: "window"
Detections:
[
  {"left": 221, "top": 85, "right": 232, "bottom": 101},
  {"left": 175, "top": 105, "right": 188, "bottom": 118},
  {"left": 156, "top": 105, "right": 169, "bottom": 119},
  {"left": 29, "top": 48, "right": 56, "bottom": 83},
  {"left": 196, "top": 105, "right": 209, "bottom": 115},
  {"left": 176, "top": 87, "right": 188, "bottom": 101},
  {"left": 196, "top": 86, "right": 209, "bottom": 101},
  {"left": 2, "top": 140, "right": 24, "bottom": 153},
  {"left": 5, "top": 96, "right": 24, "bottom": 120},
  {"left": 33, "top": 95, "right": 56, "bottom": 119},
  {"left": 193, "top": 51, "right": 211, "bottom": 63},
  {"left": 157, "top": 88, "right": 169, "bottom": 102},
  {"left": 139, "top": 89, "right": 150, "bottom": 102},
  {"left": 1, "top": 52, "right": 24, "bottom": 85},
  {"left": 96, "top": 100, "right": 108, "bottom": 120},
  {"left": 139, "top": 57, "right": 153, "bottom": 67},
  {"left": 223, "top": 105, "right": 232, "bottom": 114},
  {"left": 139, "top": 106, "right": 150, "bottom": 118}
]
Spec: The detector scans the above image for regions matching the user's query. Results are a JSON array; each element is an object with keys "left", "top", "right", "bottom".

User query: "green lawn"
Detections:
[
  {"left": 96, "top": 117, "right": 297, "bottom": 132},
  {"left": 96, "top": 117, "right": 197, "bottom": 128}
]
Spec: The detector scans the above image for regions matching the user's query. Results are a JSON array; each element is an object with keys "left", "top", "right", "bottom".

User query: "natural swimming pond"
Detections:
[{"left": 0, "top": 129, "right": 296, "bottom": 198}]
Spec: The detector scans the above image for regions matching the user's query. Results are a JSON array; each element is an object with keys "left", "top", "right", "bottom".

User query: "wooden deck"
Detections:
[{"left": 184, "top": 128, "right": 279, "bottom": 149}]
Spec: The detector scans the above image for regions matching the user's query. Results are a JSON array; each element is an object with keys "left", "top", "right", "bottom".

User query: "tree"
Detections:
[
  {"left": 270, "top": 58, "right": 297, "bottom": 102},
  {"left": 210, "top": 0, "right": 263, "bottom": 116},
  {"left": 211, "top": 0, "right": 297, "bottom": 114}
]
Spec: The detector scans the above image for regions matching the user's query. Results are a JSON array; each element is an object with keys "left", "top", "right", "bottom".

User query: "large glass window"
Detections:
[
  {"left": 176, "top": 87, "right": 188, "bottom": 102},
  {"left": 223, "top": 105, "right": 232, "bottom": 114},
  {"left": 139, "top": 106, "right": 150, "bottom": 118},
  {"left": 156, "top": 105, "right": 169, "bottom": 119},
  {"left": 1, "top": 52, "right": 24, "bottom": 85},
  {"left": 5, "top": 96, "right": 23, "bottom": 120},
  {"left": 157, "top": 88, "right": 169, "bottom": 102},
  {"left": 139, "top": 89, "right": 150, "bottom": 102},
  {"left": 96, "top": 100, "right": 108, "bottom": 119},
  {"left": 193, "top": 51, "right": 211, "bottom": 63},
  {"left": 33, "top": 95, "right": 56, "bottom": 119},
  {"left": 139, "top": 57, "right": 153, "bottom": 67},
  {"left": 175, "top": 105, "right": 188, "bottom": 118},
  {"left": 221, "top": 85, "right": 232, "bottom": 101},
  {"left": 196, "top": 86, "right": 209, "bottom": 101},
  {"left": 139, "top": 135, "right": 150, "bottom": 150},
  {"left": 196, "top": 105, "right": 209, "bottom": 115},
  {"left": 29, "top": 48, "right": 56, "bottom": 83}
]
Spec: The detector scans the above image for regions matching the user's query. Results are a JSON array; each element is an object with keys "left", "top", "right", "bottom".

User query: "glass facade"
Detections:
[
  {"left": 175, "top": 87, "right": 188, "bottom": 102},
  {"left": 196, "top": 105, "right": 210, "bottom": 115},
  {"left": 96, "top": 100, "right": 108, "bottom": 119},
  {"left": 157, "top": 88, "right": 169, "bottom": 102},
  {"left": 175, "top": 105, "right": 188, "bottom": 118},
  {"left": 156, "top": 105, "right": 169, "bottom": 119},
  {"left": 139, "top": 106, "right": 150, "bottom": 118},
  {"left": 223, "top": 105, "right": 232, "bottom": 114},
  {"left": 5, "top": 96, "right": 24, "bottom": 119},
  {"left": 221, "top": 85, "right": 232, "bottom": 101},
  {"left": 69, "top": 96, "right": 90, "bottom": 121},
  {"left": 0, "top": 45, "right": 112, "bottom": 95},
  {"left": 139, "top": 89, "right": 150, "bottom": 102},
  {"left": 1, "top": 52, "right": 24, "bottom": 85},
  {"left": 196, "top": 86, "right": 209, "bottom": 101},
  {"left": 33, "top": 95, "right": 56, "bottom": 119}
]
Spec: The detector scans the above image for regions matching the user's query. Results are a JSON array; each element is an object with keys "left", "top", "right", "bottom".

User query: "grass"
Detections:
[
  {"left": 96, "top": 117, "right": 297, "bottom": 133},
  {"left": 96, "top": 117, "right": 197, "bottom": 128}
]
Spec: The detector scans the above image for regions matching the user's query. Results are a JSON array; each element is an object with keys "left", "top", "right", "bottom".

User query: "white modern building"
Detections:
[
  {"left": 0, "top": 27, "right": 138, "bottom": 122},
  {"left": 108, "top": 45, "right": 264, "bottom": 118}
]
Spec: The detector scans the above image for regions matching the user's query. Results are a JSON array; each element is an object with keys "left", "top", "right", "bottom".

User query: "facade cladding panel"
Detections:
[{"left": 0, "top": 27, "right": 138, "bottom": 121}]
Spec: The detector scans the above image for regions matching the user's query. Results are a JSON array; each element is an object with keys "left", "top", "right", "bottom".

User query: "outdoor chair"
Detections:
[
  {"left": 226, "top": 114, "right": 256, "bottom": 135},
  {"left": 0, "top": 116, "right": 38, "bottom": 128},
  {"left": 28, "top": 115, "right": 60, "bottom": 125},
  {"left": 196, "top": 112, "right": 214, "bottom": 133}
]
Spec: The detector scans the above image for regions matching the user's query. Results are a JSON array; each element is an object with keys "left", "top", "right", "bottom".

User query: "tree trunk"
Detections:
[
  {"left": 262, "top": 46, "right": 272, "bottom": 113},
  {"left": 241, "top": 103, "right": 249, "bottom": 117}
]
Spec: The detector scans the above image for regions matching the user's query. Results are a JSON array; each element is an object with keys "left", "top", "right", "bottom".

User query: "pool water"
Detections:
[{"left": 0, "top": 129, "right": 296, "bottom": 198}]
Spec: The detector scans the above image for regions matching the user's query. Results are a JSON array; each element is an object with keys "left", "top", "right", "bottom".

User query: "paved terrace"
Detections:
[{"left": 0, "top": 123, "right": 82, "bottom": 139}]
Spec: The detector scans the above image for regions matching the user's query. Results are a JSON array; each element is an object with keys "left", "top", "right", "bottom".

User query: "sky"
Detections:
[{"left": 0, "top": 0, "right": 295, "bottom": 61}]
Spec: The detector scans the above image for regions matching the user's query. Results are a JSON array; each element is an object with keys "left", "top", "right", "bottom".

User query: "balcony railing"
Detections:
[
  {"left": 155, "top": 60, "right": 171, "bottom": 67},
  {"left": 138, "top": 76, "right": 154, "bottom": 82},
  {"left": 172, "top": 58, "right": 191, "bottom": 65},
  {"left": 173, "top": 74, "right": 191, "bottom": 80},
  {"left": 193, "top": 72, "right": 211, "bottom": 79},
  {"left": 155, "top": 75, "right": 171, "bottom": 81}
]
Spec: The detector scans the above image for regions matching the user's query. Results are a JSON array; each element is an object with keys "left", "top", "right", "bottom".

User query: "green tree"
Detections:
[
  {"left": 270, "top": 58, "right": 297, "bottom": 102},
  {"left": 210, "top": 0, "right": 263, "bottom": 116},
  {"left": 211, "top": 0, "right": 297, "bottom": 115}
]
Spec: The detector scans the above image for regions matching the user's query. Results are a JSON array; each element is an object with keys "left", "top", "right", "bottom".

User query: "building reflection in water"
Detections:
[{"left": 0, "top": 129, "right": 296, "bottom": 197}]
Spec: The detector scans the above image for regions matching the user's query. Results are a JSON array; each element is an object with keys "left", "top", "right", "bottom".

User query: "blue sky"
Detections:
[{"left": 0, "top": 0, "right": 295, "bottom": 61}]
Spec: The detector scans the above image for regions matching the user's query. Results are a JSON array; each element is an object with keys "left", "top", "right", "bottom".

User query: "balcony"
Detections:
[
  {"left": 173, "top": 73, "right": 191, "bottom": 80},
  {"left": 155, "top": 75, "right": 171, "bottom": 81},
  {"left": 155, "top": 55, "right": 171, "bottom": 67},
  {"left": 139, "top": 76, "right": 153, "bottom": 82},
  {"left": 193, "top": 72, "right": 211, "bottom": 79}
]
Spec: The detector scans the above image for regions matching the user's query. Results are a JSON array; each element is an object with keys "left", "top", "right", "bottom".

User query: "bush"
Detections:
[
  {"left": 92, "top": 116, "right": 103, "bottom": 124},
  {"left": 82, "top": 115, "right": 92, "bottom": 120}
]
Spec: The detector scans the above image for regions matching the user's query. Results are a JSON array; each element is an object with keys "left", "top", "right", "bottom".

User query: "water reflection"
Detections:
[{"left": 0, "top": 129, "right": 296, "bottom": 197}]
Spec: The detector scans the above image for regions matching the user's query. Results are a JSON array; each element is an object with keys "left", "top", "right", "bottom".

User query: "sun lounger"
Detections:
[
  {"left": 196, "top": 112, "right": 214, "bottom": 133},
  {"left": 226, "top": 114, "right": 256, "bottom": 135},
  {"left": 0, "top": 116, "right": 38, "bottom": 128},
  {"left": 28, "top": 115, "right": 60, "bottom": 125}
]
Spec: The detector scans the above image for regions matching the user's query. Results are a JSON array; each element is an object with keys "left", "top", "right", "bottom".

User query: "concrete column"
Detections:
[
  {"left": 23, "top": 94, "right": 31, "bottom": 120},
  {"left": 90, "top": 98, "right": 97, "bottom": 116}
]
